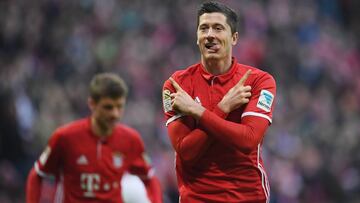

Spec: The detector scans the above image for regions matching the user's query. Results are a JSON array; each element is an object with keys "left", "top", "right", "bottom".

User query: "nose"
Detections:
[
  {"left": 206, "top": 28, "right": 215, "bottom": 39},
  {"left": 110, "top": 108, "right": 121, "bottom": 119}
]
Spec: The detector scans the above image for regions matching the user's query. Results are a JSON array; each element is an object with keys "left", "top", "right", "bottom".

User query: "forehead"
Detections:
[
  {"left": 198, "top": 12, "right": 228, "bottom": 26},
  {"left": 96, "top": 97, "right": 126, "bottom": 105}
]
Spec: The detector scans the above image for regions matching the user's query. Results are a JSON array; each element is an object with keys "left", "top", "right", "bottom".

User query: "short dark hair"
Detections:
[
  {"left": 197, "top": 1, "right": 238, "bottom": 34},
  {"left": 89, "top": 73, "right": 128, "bottom": 102}
]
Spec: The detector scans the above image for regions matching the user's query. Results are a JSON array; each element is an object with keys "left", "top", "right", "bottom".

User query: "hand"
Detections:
[
  {"left": 218, "top": 70, "right": 252, "bottom": 113},
  {"left": 169, "top": 77, "right": 205, "bottom": 119}
]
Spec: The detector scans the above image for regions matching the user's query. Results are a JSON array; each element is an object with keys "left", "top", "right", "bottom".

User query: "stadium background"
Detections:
[{"left": 0, "top": 0, "right": 359, "bottom": 202}]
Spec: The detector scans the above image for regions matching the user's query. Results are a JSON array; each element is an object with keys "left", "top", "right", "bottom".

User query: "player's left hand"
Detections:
[
  {"left": 169, "top": 77, "right": 205, "bottom": 118},
  {"left": 218, "top": 70, "right": 252, "bottom": 113}
]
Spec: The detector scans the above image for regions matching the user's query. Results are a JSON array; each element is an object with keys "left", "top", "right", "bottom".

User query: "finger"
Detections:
[
  {"left": 237, "top": 70, "right": 252, "bottom": 85},
  {"left": 243, "top": 92, "right": 251, "bottom": 98},
  {"left": 243, "top": 85, "right": 252, "bottom": 92},
  {"left": 169, "top": 77, "right": 183, "bottom": 91},
  {"left": 170, "top": 93, "right": 177, "bottom": 98},
  {"left": 242, "top": 98, "right": 250, "bottom": 104}
]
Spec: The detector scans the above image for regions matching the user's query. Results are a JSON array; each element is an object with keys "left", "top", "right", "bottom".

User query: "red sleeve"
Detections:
[
  {"left": 142, "top": 176, "right": 163, "bottom": 203},
  {"left": 167, "top": 106, "right": 228, "bottom": 164},
  {"left": 242, "top": 73, "right": 276, "bottom": 123},
  {"left": 127, "top": 131, "right": 151, "bottom": 177},
  {"left": 126, "top": 130, "right": 162, "bottom": 203},
  {"left": 163, "top": 76, "right": 228, "bottom": 164},
  {"left": 198, "top": 73, "right": 276, "bottom": 153},
  {"left": 34, "top": 130, "right": 63, "bottom": 177},
  {"left": 200, "top": 110, "right": 269, "bottom": 153},
  {"left": 26, "top": 167, "right": 42, "bottom": 203},
  {"left": 162, "top": 77, "right": 180, "bottom": 125}
]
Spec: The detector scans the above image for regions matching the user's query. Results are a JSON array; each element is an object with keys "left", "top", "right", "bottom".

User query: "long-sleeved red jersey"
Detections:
[
  {"left": 27, "top": 118, "right": 161, "bottom": 203},
  {"left": 163, "top": 57, "right": 276, "bottom": 203}
]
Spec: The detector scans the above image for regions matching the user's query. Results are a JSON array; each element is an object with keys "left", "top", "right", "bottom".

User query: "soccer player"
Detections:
[
  {"left": 162, "top": 1, "right": 276, "bottom": 203},
  {"left": 26, "top": 73, "right": 162, "bottom": 203}
]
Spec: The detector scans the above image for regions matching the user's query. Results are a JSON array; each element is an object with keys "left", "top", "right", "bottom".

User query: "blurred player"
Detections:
[
  {"left": 26, "top": 73, "right": 162, "bottom": 203},
  {"left": 162, "top": 1, "right": 276, "bottom": 203}
]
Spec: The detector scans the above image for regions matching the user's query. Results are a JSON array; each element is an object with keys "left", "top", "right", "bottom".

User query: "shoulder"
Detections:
[
  {"left": 236, "top": 63, "right": 276, "bottom": 88},
  {"left": 114, "top": 124, "right": 143, "bottom": 142},
  {"left": 53, "top": 118, "right": 89, "bottom": 139},
  {"left": 163, "top": 63, "right": 200, "bottom": 89},
  {"left": 172, "top": 64, "right": 199, "bottom": 81}
]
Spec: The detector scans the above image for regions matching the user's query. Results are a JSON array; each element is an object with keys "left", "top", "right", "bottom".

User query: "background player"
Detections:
[
  {"left": 162, "top": 1, "right": 276, "bottom": 202},
  {"left": 26, "top": 73, "right": 162, "bottom": 203}
]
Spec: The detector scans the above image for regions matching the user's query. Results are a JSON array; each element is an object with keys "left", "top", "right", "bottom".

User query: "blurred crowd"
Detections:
[{"left": 0, "top": 0, "right": 359, "bottom": 202}]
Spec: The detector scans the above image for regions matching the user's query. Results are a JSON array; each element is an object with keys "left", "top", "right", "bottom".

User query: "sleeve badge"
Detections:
[
  {"left": 163, "top": 89, "right": 172, "bottom": 113},
  {"left": 256, "top": 90, "right": 274, "bottom": 112}
]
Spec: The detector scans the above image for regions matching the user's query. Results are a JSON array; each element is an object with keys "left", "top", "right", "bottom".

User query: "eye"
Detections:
[
  {"left": 215, "top": 26, "right": 224, "bottom": 31},
  {"left": 103, "top": 105, "right": 113, "bottom": 110},
  {"left": 116, "top": 104, "right": 123, "bottom": 109},
  {"left": 199, "top": 25, "right": 208, "bottom": 32}
]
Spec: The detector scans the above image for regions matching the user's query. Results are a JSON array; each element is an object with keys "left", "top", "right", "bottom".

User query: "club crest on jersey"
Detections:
[
  {"left": 163, "top": 89, "right": 172, "bottom": 113},
  {"left": 112, "top": 152, "right": 123, "bottom": 168},
  {"left": 257, "top": 90, "right": 274, "bottom": 112}
]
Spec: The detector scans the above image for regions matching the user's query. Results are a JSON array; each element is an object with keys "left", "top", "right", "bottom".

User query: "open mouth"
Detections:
[
  {"left": 205, "top": 42, "right": 219, "bottom": 52},
  {"left": 205, "top": 42, "right": 216, "bottom": 49}
]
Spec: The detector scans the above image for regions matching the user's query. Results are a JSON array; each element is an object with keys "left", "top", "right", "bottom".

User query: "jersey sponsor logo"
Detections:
[
  {"left": 163, "top": 89, "right": 172, "bottom": 113},
  {"left": 77, "top": 155, "right": 88, "bottom": 165},
  {"left": 80, "top": 173, "right": 118, "bottom": 197},
  {"left": 39, "top": 146, "right": 51, "bottom": 165},
  {"left": 257, "top": 90, "right": 274, "bottom": 112},
  {"left": 112, "top": 152, "right": 123, "bottom": 168},
  {"left": 81, "top": 173, "right": 100, "bottom": 197}
]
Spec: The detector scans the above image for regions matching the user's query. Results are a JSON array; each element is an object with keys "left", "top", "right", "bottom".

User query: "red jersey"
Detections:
[
  {"left": 162, "top": 58, "right": 276, "bottom": 203},
  {"left": 34, "top": 118, "right": 153, "bottom": 203}
]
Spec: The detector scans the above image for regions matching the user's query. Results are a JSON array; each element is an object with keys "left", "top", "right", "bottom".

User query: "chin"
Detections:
[
  {"left": 204, "top": 54, "right": 221, "bottom": 60},
  {"left": 108, "top": 122, "right": 117, "bottom": 128}
]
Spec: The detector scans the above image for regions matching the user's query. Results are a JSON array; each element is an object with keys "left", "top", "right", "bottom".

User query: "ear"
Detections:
[
  {"left": 88, "top": 98, "right": 95, "bottom": 111},
  {"left": 232, "top": 32, "right": 239, "bottom": 46}
]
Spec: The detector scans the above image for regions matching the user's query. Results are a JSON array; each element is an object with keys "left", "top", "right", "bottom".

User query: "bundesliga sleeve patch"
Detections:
[
  {"left": 256, "top": 90, "right": 274, "bottom": 112},
  {"left": 163, "top": 89, "right": 172, "bottom": 113}
]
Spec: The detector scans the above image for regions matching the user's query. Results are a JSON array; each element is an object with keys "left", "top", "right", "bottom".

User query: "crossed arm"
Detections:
[{"left": 167, "top": 70, "right": 271, "bottom": 164}]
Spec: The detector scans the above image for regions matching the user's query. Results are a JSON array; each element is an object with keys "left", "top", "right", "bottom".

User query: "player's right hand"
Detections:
[
  {"left": 169, "top": 77, "right": 204, "bottom": 117},
  {"left": 218, "top": 70, "right": 252, "bottom": 113}
]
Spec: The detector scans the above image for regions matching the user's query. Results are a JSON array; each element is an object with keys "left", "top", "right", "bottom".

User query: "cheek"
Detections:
[
  {"left": 119, "top": 109, "right": 125, "bottom": 117},
  {"left": 96, "top": 110, "right": 108, "bottom": 119}
]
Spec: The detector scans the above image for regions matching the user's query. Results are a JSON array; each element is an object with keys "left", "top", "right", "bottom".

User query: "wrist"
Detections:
[
  {"left": 217, "top": 103, "right": 229, "bottom": 114},
  {"left": 213, "top": 105, "right": 228, "bottom": 119},
  {"left": 189, "top": 104, "right": 205, "bottom": 120}
]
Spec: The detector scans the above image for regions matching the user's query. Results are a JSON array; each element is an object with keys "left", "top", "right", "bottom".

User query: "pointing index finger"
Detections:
[
  {"left": 169, "top": 77, "right": 183, "bottom": 91},
  {"left": 237, "top": 70, "right": 252, "bottom": 85}
]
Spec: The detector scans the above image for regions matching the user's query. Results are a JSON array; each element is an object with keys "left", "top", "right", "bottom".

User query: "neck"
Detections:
[
  {"left": 91, "top": 117, "right": 112, "bottom": 137},
  {"left": 201, "top": 56, "right": 232, "bottom": 75}
]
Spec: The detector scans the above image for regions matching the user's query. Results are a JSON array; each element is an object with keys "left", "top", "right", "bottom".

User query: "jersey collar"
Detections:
[
  {"left": 199, "top": 57, "right": 238, "bottom": 84},
  {"left": 87, "top": 117, "right": 114, "bottom": 143}
]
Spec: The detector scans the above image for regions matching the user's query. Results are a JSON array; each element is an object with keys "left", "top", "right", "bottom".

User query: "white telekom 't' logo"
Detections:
[{"left": 81, "top": 173, "right": 100, "bottom": 197}]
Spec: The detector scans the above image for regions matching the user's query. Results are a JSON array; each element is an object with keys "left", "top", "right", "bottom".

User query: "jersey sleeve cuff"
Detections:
[
  {"left": 212, "top": 106, "right": 228, "bottom": 119},
  {"left": 242, "top": 112, "right": 272, "bottom": 123},
  {"left": 34, "top": 162, "right": 54, "bottom": 179},
  {"left": 165, "top": 114, "right": 184, "bottom": 126}
]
